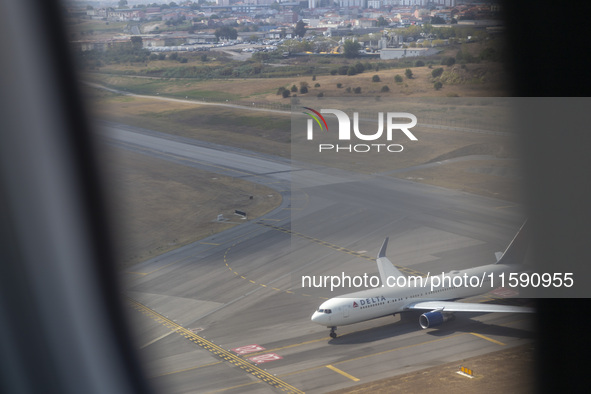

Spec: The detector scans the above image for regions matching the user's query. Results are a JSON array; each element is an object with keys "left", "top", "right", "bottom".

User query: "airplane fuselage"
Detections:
[{"left": 311, "top": 263, "right": 521, "bottom": 327}]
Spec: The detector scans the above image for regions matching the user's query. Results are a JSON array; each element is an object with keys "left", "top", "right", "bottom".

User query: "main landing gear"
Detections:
[{"left": 329, "top": 326, "right": 337, "bottom": 339}]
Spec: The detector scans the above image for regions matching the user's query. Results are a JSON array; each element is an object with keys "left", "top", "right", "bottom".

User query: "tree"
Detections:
[
  {"left": 300, "top": 86, "right": 308, "bottom": 94},
  {"left": 294, "top": 20, "right": 307, "bottom": 38},
  {"left": 337, "top": 65, "right": 349, "bottom": 75},
  {"left": 377, "top": 16, "right": 388, "bottom": 27},
  {"left": 282, "top": 89, "right": 290, "bottom": 98},
  {"left": 290, "top": 85, "right": 298, "bottom": 93},
  {"left": 431, "top": 16, "right": 445, "bottom": 24},
  {"left": 354, "top": 62, "right": 365, "bottom": 73},
  {"left": 131, "top": 36, "right": 144, "bottom": 49},
  {"left": 434, "top": 81, "right": 443, "bottom": 90},
  {"left": 118, "top": 0, "right": 128, "bottom": 8},
  {"left": 343, "top": 39, "right": 361, "bottom": 58},
  {"left": 215, "top": 26, "right": 237, "bottom": 41},
  {"left": 394, "top": 74, "right": 403, "bottom": 83},
  {"left": 405, "top": 68, "right": 413, "bottom": 79},
  {"left": 372, "top": 75, "right": 380, "bottom": 82}
]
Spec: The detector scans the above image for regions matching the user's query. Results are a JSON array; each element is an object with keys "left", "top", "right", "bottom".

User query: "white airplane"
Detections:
[{"left": 311, "top": 222, "right": 534, "bottom": 338}]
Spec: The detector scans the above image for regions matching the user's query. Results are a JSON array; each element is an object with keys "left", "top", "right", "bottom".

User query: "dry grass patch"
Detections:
[
  {"left": 101, "top": 147, "right": 281, "bottom": 267},
  {"left": 84, "top": 60, "right": 509, "bottom": 106},
  {"left": 86, "top": 92, "right": 291, "bottom": 157}
]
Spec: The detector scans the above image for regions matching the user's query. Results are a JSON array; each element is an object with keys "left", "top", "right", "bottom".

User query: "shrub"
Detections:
[
  {"left": 434, "top": 81, "right": 443, "bottom": 90},
  {"left": 290, "top": 84, "right": 298, "bottom": 92},
  {"left": 441, "top": 56, "right": 455, "bottom": 66},
  {"left": 336, "top": 83, "right": 342, "bottom": 88},
  {"left": 300, "top": 85, "right": 308, "bottom": 94},
  {"left": 347, "top": 66, "right": 357, "bottom": 76},
  {"left": 372, "top": 75, "right": 380, "bottom": 82},
  {"left": 381, "top": 85, "right": 390, "bottom": 92},
  {"left": 180, "top": 58, "right": 188, "bottom": 63},
  {"left": 282, "top": 89, "right": 291, "bottom": 98},
  {"left": 345, "top": 87, "right": 352, "bottom": 93},
  {"left": 405, "top": 68, "right": 413, "bottom": 79},
  {"left": 431, "top": 67, "right": 444, "bottom": 78},
  {"left": 317, "top": 92, "right": 324, "bottom": 97},
  {"left": 314, "top": 83, "right": 320, "bottom": 87},
  {"left": 330, "top": 69, "right": 338, "bottom": 75},
  {"left": 277, "top": 87, "right": 286, "bottom": 95},
  {"left": 415, "top": 60, "right": 425, "bottom": 67},
  {"left": 169, "top": 52, "right": 178, "bottom": 61},
  {"left": 353, "top": 87, "right": 362, "bottom": 94},
  {"left": 479, "top": 47, "right": 498, "bottom": 61},
  {"left": 394, "top": 74, "right": 403, "bottom": 83}
]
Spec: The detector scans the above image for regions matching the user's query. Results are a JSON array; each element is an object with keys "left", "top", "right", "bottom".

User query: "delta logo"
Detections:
[
  {"left": 302, "top": 107, "right": 418, "bottom": 153},
  {"left": 352, "top": 296, "right": 387, "bottom": 308}
]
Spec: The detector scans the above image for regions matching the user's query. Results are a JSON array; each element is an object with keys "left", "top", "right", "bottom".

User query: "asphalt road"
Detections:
[{"left": 101, "top": 122, "right": 534, "bottom": 393}]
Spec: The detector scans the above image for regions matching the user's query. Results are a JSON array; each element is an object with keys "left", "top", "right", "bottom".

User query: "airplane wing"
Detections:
[
  {"left": 405, "top": 300, "right": 535, "bottom": 313},
  {"left": 376, "top": 237, "right": 405, "bottom": 285}
]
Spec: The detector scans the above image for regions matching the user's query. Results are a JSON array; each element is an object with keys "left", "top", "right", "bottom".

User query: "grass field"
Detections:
[
  {"left": 86, "top": 59, "right": 509, "bottom": 102},
  {"left": 100, "top": 146, "right": 281, "bottom": 267}
]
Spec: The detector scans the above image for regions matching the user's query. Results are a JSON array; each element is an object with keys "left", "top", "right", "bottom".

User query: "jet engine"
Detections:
[{"left": 419, "top": 311, "right": 455, "bottom": 329}]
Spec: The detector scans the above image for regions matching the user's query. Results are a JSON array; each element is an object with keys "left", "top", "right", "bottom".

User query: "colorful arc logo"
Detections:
[{"left": 303, "top": 107, "right": 329, "bottom": 132}]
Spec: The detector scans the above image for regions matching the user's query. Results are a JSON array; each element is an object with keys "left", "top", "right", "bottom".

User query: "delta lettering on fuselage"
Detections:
[{"left": 353, "top": 296, "right": 386, "bottom": 307}]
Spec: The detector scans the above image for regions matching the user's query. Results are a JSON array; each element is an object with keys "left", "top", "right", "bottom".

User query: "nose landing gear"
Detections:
[{"left": 329, "top": 326, "right": 337, "bottom": 339}]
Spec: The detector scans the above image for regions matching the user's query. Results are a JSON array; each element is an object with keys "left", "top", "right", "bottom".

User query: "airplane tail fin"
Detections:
[
  {"left": 377, "top": 237, "right": 405, "bottom": 286},
  {"left": 495, "top": 220, "right": 530, "bottom": 265}
]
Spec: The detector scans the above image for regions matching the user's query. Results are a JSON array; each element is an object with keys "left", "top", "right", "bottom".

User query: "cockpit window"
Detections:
[
  {"left": 318, "top": 309, "right": 324, "bottom": 313},
  {"left": 325, "top": 309, "right": 332, "bottom": 314}
]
